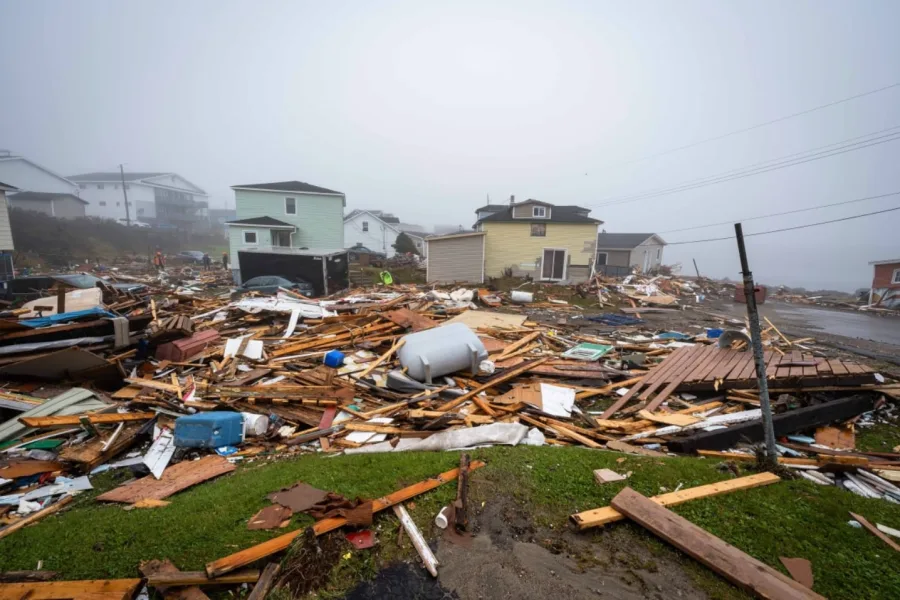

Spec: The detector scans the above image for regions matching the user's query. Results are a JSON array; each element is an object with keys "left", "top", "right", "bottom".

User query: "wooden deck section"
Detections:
[{"left": 608, "top": 345, "right": 875, "bottom": 416}]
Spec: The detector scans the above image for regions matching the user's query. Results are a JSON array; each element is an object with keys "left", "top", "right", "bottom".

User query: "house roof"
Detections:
[
  {"left": 869, "top": 259, "right": 900, "bottom": 266},
  {"left": 232, "top": 181, "right": 343, "bottom": 195},
  {"left": 225, "top": 216, "right": 296, "bottom": 228},
  {"left": 0, "top": 181, "right": 18, "bottom": 192},
  {"left": 344, "top": 209, "right": 402, "bottom": 232},
  {"left": 596, "top": 233, "right": 665, "bottom": 249},
  {"left": 9, "top": 191, "right": 88, "bottom": 204},
  {"left": 475, "top": 204, "right": 506, "bottom": 212},
  {"left": 68, "top": 172, "right": 168, "bottom": 182},
  {"left": 426, "top": 231, "right": 486, "bottom": 241},
  {"left": 477, "top": 203, "right": 601, "bottom": 224}
]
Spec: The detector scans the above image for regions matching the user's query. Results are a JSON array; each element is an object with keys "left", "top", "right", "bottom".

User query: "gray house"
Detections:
[
  {"left": 0, "top": 182, "right": 17, "bottom": 279},
  {"left": 8, "top": 191, "right": 87, "bottom": 219},
  {"left": 595, "top": 233, "right": 667, "bottom": 275}
]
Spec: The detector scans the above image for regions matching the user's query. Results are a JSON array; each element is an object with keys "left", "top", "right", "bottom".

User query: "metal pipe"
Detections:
[{"left": 734, "top": 222, "right": 777, "bottom": 463}]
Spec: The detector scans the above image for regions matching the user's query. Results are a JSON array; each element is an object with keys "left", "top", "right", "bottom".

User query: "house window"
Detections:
[
  {"left": 533, "top": 206, "right": 547, "bottom": 218},
  {"left": 596, "top": 252, "right": 608, "bottom": 266},
  {"left": 99, "top": 201, "right": 107, "bottom": 206},
  {"left": 531, "top": 223, "right": 546, "bottom": 237},
  {"left": 78, "top": 184, "right": 86, "bottom": 189},
  {"left": 285, "top": 197, "right": 297, "bottom": 215},
  {"left": 362, "top": 221, "right": 369, "bottom": 232},
  {"left": 657, "top": 248, "right": 661, "bottom": 260},
  {"left": 893, "top": 269, "right": 900, "bottom": 284},
  {"left": 97, "top": 184, "right": 104, "bottom": 189},
  {"left": 243, "top": 231, "right": 258, "bottom": 244}
]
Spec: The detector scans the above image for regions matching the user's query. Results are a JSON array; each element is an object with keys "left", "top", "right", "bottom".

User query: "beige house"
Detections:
[
  {"left": 426, "top": 199, "right": 601, "bottom": 284},
  {"left": 8, "top": 191, "right": 87, "bottom": 219}
]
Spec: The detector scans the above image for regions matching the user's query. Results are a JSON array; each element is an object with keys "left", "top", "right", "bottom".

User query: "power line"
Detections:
[
  {"left": 658, "top": 190, "right": 900, "bottom": 234},
  {"left": 598, "top": 81, "right": 900, "bottom": 169},
  {"left": 666, "top": 204, "right": 900, "bottom": 245},
  {"left": 589, "top": 128, "right": 900, "bottom": 208}
]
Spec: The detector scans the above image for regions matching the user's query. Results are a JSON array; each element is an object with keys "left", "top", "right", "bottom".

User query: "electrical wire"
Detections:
[
  {"left": 588, "top": 128, "right": 900, "bottom": 208},
  {"left": 596, "top": 81, "right": 900, "bottom": 170},
  {"left": 665, "top": 204, "right": 900, "bottom": 245},
  {"left": 658, "top": 190, "right": 900, "bottom": 234}
]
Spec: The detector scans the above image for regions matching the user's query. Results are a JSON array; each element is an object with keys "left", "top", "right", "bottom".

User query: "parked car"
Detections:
[
  {"left": 116, "top": 219, "right": 152, "bottom": 228},
  {"left": 176, "top": 251, "right": 206, "bottom": 264},
  {"left": 1, "top": 272, "right": 148, "bottom": 302},
  {"left": 348, "top": 244, "right": 386, "bottom": 267},
  {"left": 238, "top": 276, "right": 315, "bottom": 296}
]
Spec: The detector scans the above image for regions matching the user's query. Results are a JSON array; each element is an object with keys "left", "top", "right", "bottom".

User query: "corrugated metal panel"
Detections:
[
  {"left": 0, "top": 388, "right": 105, "bottom": 442},
  {"left": 427, "top": 235, "right": 484, "bottom": 283}
]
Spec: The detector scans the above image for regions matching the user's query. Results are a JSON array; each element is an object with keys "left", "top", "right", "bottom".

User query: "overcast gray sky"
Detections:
[{"left": 2, "top": 0, "right": 899, "bottom": 291}]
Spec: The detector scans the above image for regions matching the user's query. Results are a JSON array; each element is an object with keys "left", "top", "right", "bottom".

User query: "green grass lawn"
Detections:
[{"left": 2, "top": 447, "right": 899, "bottom": 599}]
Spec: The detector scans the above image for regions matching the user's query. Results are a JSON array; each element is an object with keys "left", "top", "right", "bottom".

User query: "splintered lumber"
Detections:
[
  {"left": 610, "top": 487, "right": 824, "bottom": 600},
  {"left": 0, "top": 579, "right": 142, "bottom": 600},
  {"left": 438, "top": 357, "right": 550, "bottom": 412},
  {"left": 140, "top": 560, "right": 209, "bottom": 600},
  {"left": 125, "top": 377, "right": 182, "bottom": 393},
  {"left": 247, "top": 564, "right": 281, "bottom": 600},
  {"left": 494, "top": 331, "right": 541, "bottom": 361},
  {"left": 19, "top": 412, "right": 156, "bottom": 428},
  {"left": 636, "top": 410, "right": 700, "bottom": 427},
  {"left": 569, "top": 473, "right": 780, "bottom": 530},
  {"left": 393, "top": 504, "right": 439, "bottom": 577},
  {"left": 668, "top": 394, "right": 875, "bottom": 453},
  {"left": 850, "top": 511, "right": 900, "bottom": 552},
  {"left": 96, "top": 456, "right": 236, "bottom": 504},
  {"left": 204, "top": 385, "right": 354, "bottom": 401},
  {"left": 0, "top": 496, "right": 74, "bottom": 541},
  {"left": 144, "top": 569, "right": 260, "bottom": 587},
  {"left": 206, "top": 461, "right": 485, "bottom": 577},
  {"left": 357, "top": 339, "right": 406, "bottom": 379}
]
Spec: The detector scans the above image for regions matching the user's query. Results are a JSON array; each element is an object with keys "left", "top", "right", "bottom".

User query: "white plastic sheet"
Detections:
[{"left": 344, "top": 423, "right": 532, "bottom": 454}]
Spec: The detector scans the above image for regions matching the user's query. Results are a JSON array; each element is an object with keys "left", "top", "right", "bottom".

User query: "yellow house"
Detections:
[{"left": 425, "top": 199, "right": 601, "bottom": 284}]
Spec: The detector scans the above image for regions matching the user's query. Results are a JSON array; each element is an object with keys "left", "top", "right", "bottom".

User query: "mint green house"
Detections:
[{"left": 226, "top": 180, "right": 345, "bottom": 283}]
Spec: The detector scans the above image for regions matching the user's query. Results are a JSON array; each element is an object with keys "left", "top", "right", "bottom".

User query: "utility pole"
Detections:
[
  {"left": 119, "top": 164, "right": 131, "bottom": 226},
  {"left": 734, "top": 223, "right": 777, "bottom": 464},
  {"left": 692, "top": 258, "right": 702, "bottom": 280}
]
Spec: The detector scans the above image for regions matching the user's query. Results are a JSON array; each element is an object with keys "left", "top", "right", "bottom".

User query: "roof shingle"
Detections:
[
  {"left": 232, "top": 181, "right": 343, "bottom": 195},
  {"left": 225, "top": 216, "right": 296, "bottom": 228}
]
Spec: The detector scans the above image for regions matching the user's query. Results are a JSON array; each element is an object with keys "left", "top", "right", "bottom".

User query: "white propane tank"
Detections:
[{"left": 397, "top": 322, "right": 488, "bottom": 383}]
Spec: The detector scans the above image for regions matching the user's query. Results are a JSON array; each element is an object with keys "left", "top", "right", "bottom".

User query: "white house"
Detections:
[
  {"left": 68, "top": 172, "right": 208, "bottom": 230},
  {"left": 0, "top": 151, "right": 78, "bottom": 196},
  {"left": 344, "top": 210, "right": 403, "bottom": 257}
]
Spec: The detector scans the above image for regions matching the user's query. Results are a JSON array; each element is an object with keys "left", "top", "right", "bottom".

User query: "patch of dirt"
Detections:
[{"left": 434, "top": 496, "right": 708, "bottom": 600}]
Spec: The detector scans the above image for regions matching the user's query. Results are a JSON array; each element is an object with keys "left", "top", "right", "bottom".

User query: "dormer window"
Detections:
[{"left": 533, "top": 206, "right": 547, "bottom": 218}]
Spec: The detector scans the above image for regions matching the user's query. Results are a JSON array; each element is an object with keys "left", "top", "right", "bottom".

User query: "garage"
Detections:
[{"left": 425, "top": 231, "right": 485, "bottom": 284}]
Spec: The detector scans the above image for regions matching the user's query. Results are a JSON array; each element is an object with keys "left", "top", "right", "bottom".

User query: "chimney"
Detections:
[{"left": 509, "top": 195, "right": 515, "bottom": 206}]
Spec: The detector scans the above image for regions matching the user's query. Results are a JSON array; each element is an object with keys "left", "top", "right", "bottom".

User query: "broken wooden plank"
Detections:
[
  {"left": 438, "top": 357, "right": 550, "bottom": 412},
  {"left": 246, "top": 564, "right": 281, "bottom": 600},
  {"left": 636, "top": 410, "right": 701, "bottom": 427},
  {"left": 140, "top": 560, "right": 209, "bottom": 600},
  {"left": 849, "top": 511, "right": 900, "bottom": 552},
  {"left": 570, "top": 473, "right": 780, "bottom": 530},
  {"left": 19, "top": 412, "right": 156, "bottom": 428},
  {"left": 144, "top": 569, "right": 260, "bottom": 587},
  {"left": 95, "top": 456, "right": 236, "bottom": 504},
  {"left": 206, "top": 461, "right": 485, "bottom": 578},
  {"left": 0, "top": 579, "right": 142, "bottom": 600},
  {"left": 610, "top": 487, "right": 824, "bottom": 599}
]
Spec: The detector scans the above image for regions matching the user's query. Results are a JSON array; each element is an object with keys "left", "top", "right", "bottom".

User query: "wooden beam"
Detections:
[
  {"left": 144, "top": 569, "right": 260, "bottom": 587},
  {"left": 356, "top": 339, "right": 406, "bottom": 379},
  {"left": 494, "top": 331, "right": 541, "bottom": 362},
  {"left": 849, "top": 511, "right": 900, "bottom": 552},
  {"left": 205, "top": 461, "right": 485, "bottom": 578},
  {"left": 246, "top": 564, "right": 281, "bottom": 600},
  {"left": 19, "top": 412, "right": 156, "bottom": 428},
  {"left": 0, "top": 579, "right": 143, "bottom": 600},
  {"left": 437, "top": 357, "right": 550, "bottom": 412},
  {"left": 610, "top": 487, "right": 824, "bottom": 599},
  {"left": 569, "top": 473, "right": 780, "bottom": 530}
]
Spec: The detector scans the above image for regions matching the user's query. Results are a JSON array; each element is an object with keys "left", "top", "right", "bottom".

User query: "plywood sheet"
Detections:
[
  {"left": 444, "top": 310, "right": 527, "bottom": 330},
  {"left": 96, "top": 455, "right": 235, "bottom": 503}
]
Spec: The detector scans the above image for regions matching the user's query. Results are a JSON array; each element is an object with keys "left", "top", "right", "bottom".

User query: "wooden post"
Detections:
[{"left": 454, "top": 453, "right": 470, "bottom": 532}]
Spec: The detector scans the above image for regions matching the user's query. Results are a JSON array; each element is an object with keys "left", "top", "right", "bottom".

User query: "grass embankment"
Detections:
[{"left": 1, "top": 447, "right": 899, "bottom": 599}]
